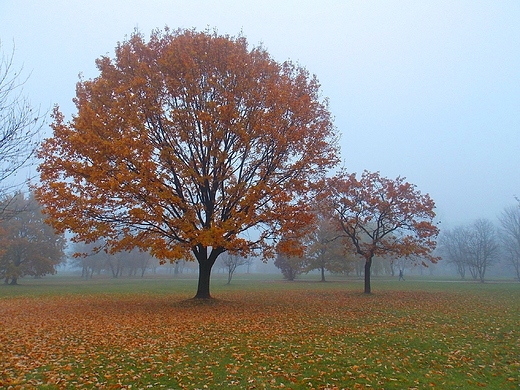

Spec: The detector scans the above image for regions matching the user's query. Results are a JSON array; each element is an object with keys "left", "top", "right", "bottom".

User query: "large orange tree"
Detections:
[
  {"left": 327, "top": 171, "right": 439, "bottom": 293},
  {"left": 36, "top": 29, "right": 338, "bottom": 298}
]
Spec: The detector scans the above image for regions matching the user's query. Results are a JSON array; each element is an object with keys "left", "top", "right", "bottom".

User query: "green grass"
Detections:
[
  {"left": 1, "top": 272, "right": 516, "bottom": 297},
  {"left": 0, "top": 273, "right": 519, "bottom": 389}
]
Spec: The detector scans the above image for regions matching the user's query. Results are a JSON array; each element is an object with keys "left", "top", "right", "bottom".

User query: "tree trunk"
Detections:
[
  {"left": 195, "top": 260, "right": 213, "bottom": 299},
  {"left": 10, "top": 277, "right": 18, "bottom": 285},
  {"left": 320, "top": 266, "right": 326, "bottom": 282},
  {"left": 193, "top": 245, "right": 223, "bottom": 299},
  {"left": 480, "top": 264, "right": 486, "bottom": 283},
  {"left": 110, "top": 263, "right": 117, "bottom": 278},
  {"left": 364, "top": 259, "right": 372, "bottom": 294},
  {"left": 227, "top": 263, "right": 236, "bottom": 285}
]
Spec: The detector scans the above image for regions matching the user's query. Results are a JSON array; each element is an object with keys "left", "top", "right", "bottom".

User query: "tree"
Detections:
[
  {"left": 36, "top": 29, "right": 338, "bottom": 299},
  {"left": 499, "top": 205, "right": 520, "bottom": 281},
  {"left": 466, "top": 219, "right": 499, "bottom": 282},
  {"left": 304, "top": 213, "right": 348, "bottom": 282},
  {"left": 124, "top": 249, "right": 154, "bottom": 277},
  {"left": 0, "top": 43, "right": 43, "bottom": 214},
  {"left": 440, "top": 226, "right": 472, "bottom": 279},
  {"left": 326, "top": 171, "right": 439, "bottom": 293},
  {"left": 218, "top": 253, "right": 248, "bottom": 284},
  {"left": 0, "top": 192, "right": 65, "bottom": 284},
  {"left": 69, "top": 241, "right": 106, "bottom": 279},
  {"left": 72, "top": 239, "right": 158, "bottom": 278},
  {"left": 274, "top": 253, "right": 306, "bottom": 281}
]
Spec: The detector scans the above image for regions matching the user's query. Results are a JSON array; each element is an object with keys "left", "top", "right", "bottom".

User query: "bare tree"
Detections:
[
  {"left": 0, "top": 42, "right": 43, "bottom": 216},
  {"left": 499, "top": 205, "right": 520, "bottom": 281},
  {"left": 440, "top": 226, "right": 472, "bottom": 279},
  {"left": 440, "top": 220, "right": 499, "bottom": 282},
  {"left": 69, "top": 241, "right": 106, "bottom": 279},
  {"left": 467, "top": 219, "right": 500, "bottom": 282},
  {"left": 219, "top": 253, "right": 248, "bottom": 285}
]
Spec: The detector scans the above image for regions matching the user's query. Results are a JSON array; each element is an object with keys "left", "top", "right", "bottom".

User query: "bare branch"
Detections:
[{"left": 0, "top": 41, "right": 44, "bottom": 208}]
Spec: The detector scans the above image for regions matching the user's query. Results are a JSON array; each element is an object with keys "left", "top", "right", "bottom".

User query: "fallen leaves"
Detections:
[{"left": 0, "top": 287, "right": 518, "bottom": 389}]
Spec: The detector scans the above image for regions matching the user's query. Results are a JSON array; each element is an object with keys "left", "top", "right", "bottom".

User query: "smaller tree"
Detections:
[
  {"left": 499, "top": 205, "right": 520, "bottom": 281},
  {"left": 70, "top": 240, "right": 109, "bottom": 279},
  {"left": 440, "top": 226, "right": 472, "bottom": 279},
  {"left": 466, "top": 219, "right": 499, "bottom": 282},
  {"left": 218, "top": 253, "right": 249, "bottom": 284},
  {"left": 0, "top": 192, "right": 65, "bottom": 284},
  {"left": 304, "top": 214, "right": 348, "bottom": 281},
  {"left": 274, "top": 253, "right": 306, "bottom": 281},
  {"left": 131, "top": 250, "right": 154, "bottom": 278},
  {"left": 389, "top": 256, "right": 410, "bottom": 278},
  {"left": 326, "top": 171, "right": 439, "bottom": 293},
  {"left": 325, "top": 249, "right": 357, "bottom": 276}
]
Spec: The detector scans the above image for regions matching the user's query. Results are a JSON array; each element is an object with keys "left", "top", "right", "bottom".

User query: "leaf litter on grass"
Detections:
[{"left": 0, "top": 286, "right": 518, "bottom": 389}]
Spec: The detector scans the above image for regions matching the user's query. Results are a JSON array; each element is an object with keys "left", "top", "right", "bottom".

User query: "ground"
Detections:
[{"left": 0, "top": 274, "right": 518, "bottom": 389}]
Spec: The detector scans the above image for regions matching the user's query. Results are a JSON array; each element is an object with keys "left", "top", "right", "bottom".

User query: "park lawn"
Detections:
[{"left": 0, "top": 276, "right": 518, "bottom": 389}]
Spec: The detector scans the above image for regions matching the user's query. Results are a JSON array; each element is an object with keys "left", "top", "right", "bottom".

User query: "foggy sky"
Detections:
[{"left": 1, "top": 0, "right": 519, "bottom": 227}]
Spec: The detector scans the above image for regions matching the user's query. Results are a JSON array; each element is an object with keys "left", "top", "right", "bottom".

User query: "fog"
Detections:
[{"left": 1, "top": 0, "right": 519, "bottom": 226}]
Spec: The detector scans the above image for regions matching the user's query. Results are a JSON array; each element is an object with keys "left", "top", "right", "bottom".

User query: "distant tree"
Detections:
[
  {"left": 440, "top": 226, "right": 472, "bottom": 279},
  {"left": 127, "top": 249, "right": 154, "bottom": 277},
  {"left": 391, "top": 256, "right": 412, "bottom": 278},
  {"left": 0, "top": 43, "right": 43, "bottom": 215},
  {"left": 218, "top": 253, "right": 248, "bottom": 284},
  {"left": 387, "top": 255, "right": 400, "bottom": 277},
  {"left": 36, "top": 28, "right": 338, "bottom": 299},
  {"left": 326, "top": 250, "right": 357, "bottom": 276},
  {"left": 326, "top": 171, "right": 439, "bottom": 293},
  {"left": 466, "top": 219, "right": 499, "bottom": 282},
  {"left": 69, "top": 241, "right": 106, "bottom": 279},
  {"left": 304, "top": 214, "right": 347, "bottom": 281},
  {"left": 499, "top": 205, "right": 520, "bottom": 281},
  {"left": 171, "top": 259, "right": 187, "bottom": 275},
  {"left": 442, "top": 219, "right": 500, "bottom": 282},
  {"left": 72, "top": 240, "right": 156, "bottom": 278},
  {"left": 274, "top": 253, "right": 306, "bottom": 281},
  {"left": 0, "top": 192, "right": 65, "bottom": 284}
]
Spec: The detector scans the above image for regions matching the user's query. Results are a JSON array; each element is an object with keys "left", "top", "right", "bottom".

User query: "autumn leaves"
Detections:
[
  {"left": 325, "top": 171, "right": 439, "bottom": 293},
  {"left": 35, "top": 28, "right": 438, "bottom": 298},
  {"left": 1, "top": 285, "right": 518, "bottom": 389}
]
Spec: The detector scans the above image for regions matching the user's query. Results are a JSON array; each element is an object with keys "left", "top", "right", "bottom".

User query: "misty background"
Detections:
[{"left": 1, "top": 0, "right": 519, "bottom": 228}]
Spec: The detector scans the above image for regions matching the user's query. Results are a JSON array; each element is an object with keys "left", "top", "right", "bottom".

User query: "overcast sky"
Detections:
[{"left": 1, "top": 0, "right": 519, "bottom": 227}]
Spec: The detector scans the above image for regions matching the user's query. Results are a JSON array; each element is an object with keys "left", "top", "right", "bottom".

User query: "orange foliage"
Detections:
[
  {"left": 35, "top": 29, "right": 339, "bottom": 298},
  {"left": 325, "top": 171, "right": 440, "bottom": 293}
]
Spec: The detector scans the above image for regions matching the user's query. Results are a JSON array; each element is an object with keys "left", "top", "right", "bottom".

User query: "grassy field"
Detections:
[{"left": 0, "top": 274, "right": 519, "bottom": 389}]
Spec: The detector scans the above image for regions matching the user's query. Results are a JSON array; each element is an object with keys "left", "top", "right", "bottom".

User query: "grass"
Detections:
[{"left": 0, "top": 274, "right": 519, "bottom": 389}]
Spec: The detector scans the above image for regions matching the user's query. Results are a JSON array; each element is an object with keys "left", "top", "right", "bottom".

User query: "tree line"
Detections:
[
  {"left": 275, "top": 205, "right": 520, "bottom": 283},
  {"left": 1, "top": 29, "right": 517, "bottom": 296},
  {"left": 440, "top": 207, "right": 520, "bottom": 282}
]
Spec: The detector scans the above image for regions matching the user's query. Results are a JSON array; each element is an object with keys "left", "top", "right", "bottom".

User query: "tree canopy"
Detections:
[
  {"left": 0, "top": 192, "right": 65, "bottom": 284},
  {"left": 326, "top": 170, "right": 439, "bottom": 293},
  {"left": 36, "top": 28, "right": 338, "bottom": 298}
]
